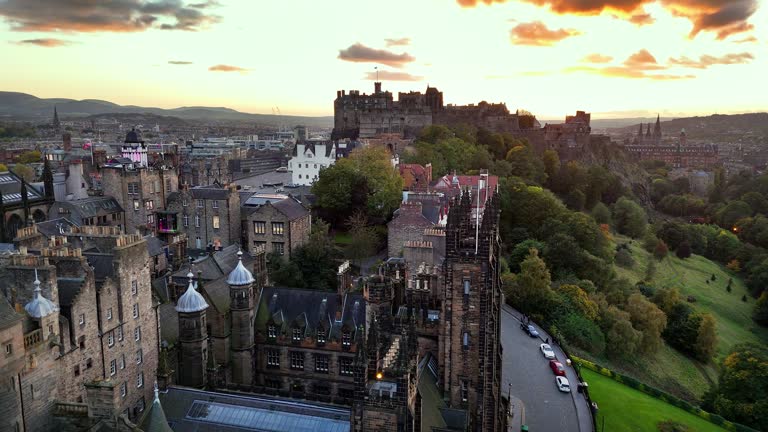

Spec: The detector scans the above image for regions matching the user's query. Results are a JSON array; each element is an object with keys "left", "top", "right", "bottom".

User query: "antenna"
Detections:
[{"left": 375, "top": 66, "right": 378, "bottom": 81}]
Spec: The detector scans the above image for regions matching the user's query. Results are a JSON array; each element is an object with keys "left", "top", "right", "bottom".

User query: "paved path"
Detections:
[{"left": 501, "top": 305, "right": 594, "bottom": 432}]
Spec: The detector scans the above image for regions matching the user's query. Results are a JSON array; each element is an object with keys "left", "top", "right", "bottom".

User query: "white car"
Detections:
[
  {"left": 540, "top": 343, "right": 555, "bottom": 359},
  {"left": 556, "top": 376, "right": 571, "bottom": 393}
]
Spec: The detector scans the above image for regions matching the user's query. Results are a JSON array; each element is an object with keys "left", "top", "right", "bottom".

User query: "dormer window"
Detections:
[
  {"left": 317, "top": 328, "right": 326, "bottom": 345},
  {"left": 292, "top": 327, "right": 303, "bottom": 342},
  {"left": 342, "top": 331, "right": 351, "bottom": 347},
  {"left": 268, "top": 325, "right": 277, "bottom": 338}
]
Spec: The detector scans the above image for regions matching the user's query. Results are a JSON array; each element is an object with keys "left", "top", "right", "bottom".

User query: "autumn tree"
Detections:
[
  {"left": 11, "top": 164, "right": 35, "bottom": 182},
  {"left": 654, "top": 239, "right": 669, "bottom": 260},
  {"left": 16, "top": 150, "right": 41, "bottom": 164},
  {"left": 626, "top": 293, "right": 668, "bottom": 354},
  {"left": 603, "top": 305, "right": 642, "bottom": 358},
  {"left": 652, "top": 287, "right": 681, "bottom": 315},
  {"left": 694, "top": 313, "right": 717, "bottom": 361}
]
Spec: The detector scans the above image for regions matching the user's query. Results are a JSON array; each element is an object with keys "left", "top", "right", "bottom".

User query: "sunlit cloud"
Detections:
[
  {"left": 623, "top": 49, "right": 665, "bottom": 70},
  {"left": 0, "top": 0, "right": 221, "bottom": 33},
  {"left": 209, "top": 64, "right": 248, "bottom": 73},
  {"left": 364, "top": 70, "right": 423, "bottom": 81},
  {"left": 385, "top": 37, "right": 411, "bottom": 47},
  {"left": 338, "top": 43, "right": 415, "bottom": 68},
  {"left": 668, "top": 52, "right": 754, "bottom": 69},
  {"left": 628, "top": 13, "right": 655, "bottom": 25},
  {"left": 168, "top": 60, "right": 193, "bottom": 65},
  {"left": 581, "top": 53, "right": 614, "bottom": 63},
  {"left": 732, "top": 35, "right": 758, "bottom": 43},
  {"left": 566, "top": 65, "right": 695, "bottom": 80},
  {"left": 14, "top": 38, "right": 72, "bottom": 47},
  {"left": 509, "top": 21, "right": 581, "bottom": 46}
]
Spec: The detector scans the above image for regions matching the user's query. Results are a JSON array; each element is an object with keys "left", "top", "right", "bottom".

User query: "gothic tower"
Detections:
[
  {"left": 441, "top": 188, "right": 504, "bottom": 432},
  {"left": 176, "top": 272, "right": 210, "bottom": 388},
  {"left": 227, "top": 250, "right": 256, "bottom": 386},
  {"left": 653, "top": 114, "right": 662, "bottom": 144},
  {"left": 52, "top": 106, "right": 60, "bottom": 131}
]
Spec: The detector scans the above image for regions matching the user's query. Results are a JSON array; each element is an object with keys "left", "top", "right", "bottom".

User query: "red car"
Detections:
[{"left": 549, "top": 360, "right": 565, "bottom": 376}]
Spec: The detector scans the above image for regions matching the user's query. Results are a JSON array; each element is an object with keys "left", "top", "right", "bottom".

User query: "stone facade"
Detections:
[
  {"left": 166, "top": 184, "right": 241, "bottom": 251},
  {"left": 387, "top": 202, "right": 435, "bottom": 258},
  {"left": 241, "top": 196, "right": 310, "bottom": 257},
  {"left": 101, "top": 165, "right": 178, "bottom": 235}
]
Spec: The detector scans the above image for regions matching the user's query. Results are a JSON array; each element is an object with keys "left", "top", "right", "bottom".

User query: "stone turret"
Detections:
[
  {"left": 228, "top": 250, "right": 256, "bottom": 387},
  {"left": 176, "top": 272, "right": 209, "bottom": 388}
]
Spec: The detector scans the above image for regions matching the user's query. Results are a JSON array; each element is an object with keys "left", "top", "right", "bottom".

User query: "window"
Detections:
[
  {"left": 315, "top": 354, "right": 329, "bottom": 373},
  {"left": 132, "top": 304, "right": 139, "bottom": 319},
  {"left": 290, "top": 351, "right": 305, "bottom": 370},
  {"left": 4, "top": 343, "right": 12, "bottom": 357},
  {"left": 137, "top": 372, "right": 144, "bottom": 388},
  {"left": 182, "top": 199, "right": 188, "bottom": 207},
  {"left": 108, "top": 332, "right": 115, "bottom": 347},
  {"left": 107, "top": 308, "right": 113, "bottom": 321},
  {"left": 183, "top": 215, "right": 189, "bottom": 227},
  {"left": 298, "top": 174, "right": 302, "bottom": 179},
  {"left": 266, "top": 349, "right": 280, "bottom": 368},
  {"left": 195, "top": 215, "right": 200, "bottom": 228},
  {"left": 317, "top": 328, "right": 326, "bottom": 345},
  {"left": 271, "top": 222, "right": 284, "bottom": 235},
  {"left": 463, "top": 332, "right": 469, "bottom": 349},
  {"left": 120, "top": 382, "right": 127, "bottom": 398},
  {"left": 110, "top": 359, "right": 116, "bottom": 376},
  {"left": 79, "top": 336, "right": 86, "bottom": 349},
  {"left": 117, "top": 326, "right": 124, "bottom": 341},
  {"left": 128, "top": 182, "right": 139, "bottom": 195},
  {"left": 212, "top": 200, "right": 219, "bottom": 209},
  {"left": 86, "top": 358, "right": 93, "bottom": 369},
  {"left": 253, "top": 221, "right": 266, "bottom": 235},
  {"left": 292, "top": 327, "right": 302, "bottom": 342},
  {"left": 79, "top": 314, "right": 85, "bottom": 325},
  {"left": 339, "top": 357, "right": 354, "bottom": 376},
  {"left": 196, "top": 237, "right": 202, "bottom": 249},
  {"left": 272, "top": 242, "right": 284, "bottom": 256},
  {"left": 119, "top": 354, "right": 126, "bottom": 369},
  {"left": 154, "top": 181, "right": 160, "bottom": 194},
  {"left": 144, "top": 200, "right": 154, "bottom": 210},
  {"left": 74, "top": 365, "right": 80, "bottom": 376},
  {"left": 131, "top": 279, "right": 138, "bottom": 295},
  {"left": 147, "top": 214, "right": 154, "bottom": 225},
  {"left": 342, "top": 331, "right": 351, "bottom": 347},
  {"left": 136, "top": 397, "right": 146, "bottom": 413},
  {"left": 268, "top": 325, "right": 277, "bottom": 338},
  {"left": 196, "top": 199, "right": 204, "bottom": 208},
  {"left": 339, "top": 388, "right": 354, "bottom": 399},
  {"left": 314, "top": 164, "right": 317, "bottom": 168},
  {"left": 133, "top": 199, "right": 140, "bottom": 211},
  {"left": 136, "top": 349, "right": 143, "bottom": 365},
  {"left": 463, "top": 279, "right": 470, "bottom": 295},
  {"left": 314, "top": 383, "right": 330, "bottom": 395},
  {"left": 165, "top": 179, "right": 171, "bottom": 193},
  {"left": 212, "top": 215, "right": 220, "bottom": 230},
  {"left": 460, "top": 380, "right": 469, "bottom": 402},
  {"left": 48, "top": 324, "right": 53, "bottom": 336},
  {"left": 134, "top": 327, "right": 141, "bottom": 341}
]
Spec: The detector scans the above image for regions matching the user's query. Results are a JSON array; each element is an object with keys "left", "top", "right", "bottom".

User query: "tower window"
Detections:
[
  {"left": 342, "top": 331, "right": 351, "bottom": 347},
  {"left": 463, "top": 332, "right": 469, "bottom": 349},
  {"left": 317, "top": 328, "right": 326, "bottom": 345},
  {"left": 339, "top": 357, "right": 354, "bottom": 376},
  {"left": 120, "top": 382, "right": 127, "bottom": 398}
]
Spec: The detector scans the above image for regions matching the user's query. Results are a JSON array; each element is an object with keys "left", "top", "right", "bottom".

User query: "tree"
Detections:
[
  {"left": 644, "top": 259, "right": 657, "bottom": 282},
  {"left": 754, "top": 291, "right": 768, "bottom": 326},
  {"left": 312, "top": 162, "right": 368, "bottom": 226},
  {"left": 557, "top": 284, "right": 599, "bottom": 321},
  {"left": 642, "top": 231, "right": 659, "bottom": 253},
  {"left": 289, "top": 220, "right": 342, "bottom": 291},
  {"left": 676, "top": 240, "right": 692, "bottom": 259},
  {"left": 615, "top": 248, "right": 634, "bottom": 268},
  {"left": 654, "top": 239, "right": 669, "bottom": 260},
  {"left": 626, "top": 293, "right": 668, "bottom": 354},
  {"left": 11, "top": 164, "right": 35, "bottom": 182},
  {"left": 508, "top": 239, "right": 546, "bottom": 273},
  {"left": 267, "top": 253, "right": 304, "bottom": 287},
  {"left": 652, "top": 287, "right": 681, "bottom": 315},
  {"left": 506, "top": 248, "right": 554, "bottom": 320},
  {"left": 542, "top": 149, "right": 560, "bottom": 185},
  {"left": 612, "top": 197, "right": 647, "bottom": 238},
  {"left": 347, "top": 146, "right": 404, "bottom": 220},
  {"left": 694, "top": 313, "right": 717, "bottom": 361},
  {"left": 715, "top": 200, "right": 752, "bottom": 229},
  {"left": 0, "top": 163, "right": 7, "bottom": 172},
  {"left": 505, "top": 144, "right": 546, "bottom": 184},
  {"left": 345, "top": 211, "right": 378, "bottom": 268},
  {"left": 602, "top": 305, "right": 642, "bottom": 358},
  {"left": 591, "top": 202, "right": 612, "bottom": 225},
  {"left": 16, "top": 150, "right": 41, "bottom": 164}
]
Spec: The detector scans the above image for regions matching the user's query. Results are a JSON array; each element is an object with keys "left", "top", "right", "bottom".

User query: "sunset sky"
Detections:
[{"left": 1, "top": 0, "right": 766, "bottom": 118}]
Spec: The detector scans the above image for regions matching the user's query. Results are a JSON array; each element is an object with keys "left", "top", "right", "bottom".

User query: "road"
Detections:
[{"left": 501, "top": 305, "right": 592, "bottom": 432}]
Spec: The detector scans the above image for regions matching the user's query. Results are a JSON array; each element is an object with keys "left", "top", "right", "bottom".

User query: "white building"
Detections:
[{"left": 288, "top": 141, "right": 337, "bottom": 185}]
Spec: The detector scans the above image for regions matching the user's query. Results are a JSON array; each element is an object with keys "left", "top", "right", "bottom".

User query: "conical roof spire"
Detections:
[
  {"left": 24, "top": 269, "right": 58, "bottom": 319},
  {"left": 227, "top": 249, "right": 255, "bottom": 286},
  {"left": 175, "top": 272, "right": 209, "bottom": 313},
  {"left": 138, "top": 381, "right": 174, "bottom": 432}
]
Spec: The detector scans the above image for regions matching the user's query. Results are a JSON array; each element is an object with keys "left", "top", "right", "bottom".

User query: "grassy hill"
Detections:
[
  {"left": 575, "top": 234, "right": 768, "bottom": 402},
  {"left": 582, "top": 368, "right": 728, "bottom": 432}
]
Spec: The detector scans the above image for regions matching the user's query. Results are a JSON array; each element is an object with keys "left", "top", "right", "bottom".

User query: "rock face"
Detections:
[{"left": 578, "top": 138, "right": 652, "bottom": 207}]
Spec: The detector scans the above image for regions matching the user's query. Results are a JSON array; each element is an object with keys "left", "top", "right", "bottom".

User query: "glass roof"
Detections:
[{"left": 186, "top": 401, "right": 350, "bottom": 432}]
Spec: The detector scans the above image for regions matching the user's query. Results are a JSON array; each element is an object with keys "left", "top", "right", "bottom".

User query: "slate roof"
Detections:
[
  {"left": 55, "top": 196, "right": 122, "bottom": 220},
  {"left": 170, "top": 245, "right": 251, "bottom": 285},
  {"left": 0, "top": 295, "right": 22, "bottom": 330},
  {"left": 57, "top": 277, "right": 85, "bottom": 307},
  {"left": 138, "top": 393, "right": 173, "bottom": 432},
  {"left": 0, "top": 170, "right": 45, "bottom": 204},
  {"left": 190, "top": 186, "right": 230, "bottom": 200},
  {"left": 292, "top": 141, "right": 335, "bottom": 158},
  {"left": 159, "top": 386, "right": 350, "bottom": 432},
  {"left": 84, "top": 253, "right": 115, "bottom": 281},
  {"left": 144, "top": 236, "right": 167, "bottom": 257},
  {"left": 35, "top": 218, "right": 78, "bottom": 237},
  {"left": 255, "top": 287, "right": 365, "bottom": 341},
  {"left": 272, "top": 197, "right": 309, "bottom": 220}
]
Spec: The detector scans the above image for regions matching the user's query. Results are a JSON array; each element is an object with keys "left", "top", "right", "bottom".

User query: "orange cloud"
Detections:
[
  {"left": 668, "top": 52, "right": 754, "bottom": 69},
  {"left": 623, "top": 49, "right": 666, "bottom": 70},
  {"left": 338, "top": 43, "right": 415, "bottom": 68},
  {"left": 209, "top": 64, "right": 248, "bottom": 73},
  {"left": 385, "top": 37, "right": 411, "bottom": 47},
  {"left": 15, "top": 38, "right": 72, "bottom": 47},
  {"left": 628, "top": 13, "right": 655, "bottom": 25},
  {"left": 509, "top": 21, "right": 581, "bottom": 46},
  {"left": 733, "top": 35, "right": 758, "bottom": 43},
  {"left": 566, "top": 65, "right": 695, "bottom": 80},
  {"left": 581, "top": 53, "right": 614, "bottom": 63},
  {"left": 169, "top": 60, "right": 193, "bottom": 65},
  {"left": 0, "top": 0, "right": 220, "bottom": 33},
  {"left": 364, "top": 70, "right": 423, "bottom": 81}
]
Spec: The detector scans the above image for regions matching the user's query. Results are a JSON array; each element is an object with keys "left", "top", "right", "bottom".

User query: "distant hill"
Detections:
[
  {"left": 0, "top": 91, "right": 334, "bottom": 128},
  {"left": 606, "top": 113, "right": 768, "bottom": 139}
]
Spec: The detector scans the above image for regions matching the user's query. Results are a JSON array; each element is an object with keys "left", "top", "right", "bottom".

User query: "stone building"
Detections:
[
  {"left": 48, "top": 196, "right": 124, "bottom": 228},
  {"left": 624, "top": 129, "right": 720, "bottom": 169},
  {"left": 241, "top": 193, "right": 311, "bottom": 257},
  {"left": 632, "top": 115, "right": 663, "bottom": 146},
  {"left": 0, "top": 163, "right": 55, "bottom": 242},
  {"left": 399, "top": 163, "right": 433, "bottom": 191},
  {"left": 165, "top": 183, "right": 241, "bottom": 251},
  {"left": 1, "top": 224, "right": 161, "bottom": 430}
]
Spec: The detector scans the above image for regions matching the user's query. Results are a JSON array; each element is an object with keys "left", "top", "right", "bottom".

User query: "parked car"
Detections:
[
  {"left": 525, "top": 325, "right": 539, "bottom": 338},
  {"left": 549, "top": 360, "right": 565, "bottom": 376},
  {"left": 556, "top": 376, "right": 571, "bottom": 393},
  {"left": 540, "top": 343, "right": 555, "bottom": 359}
]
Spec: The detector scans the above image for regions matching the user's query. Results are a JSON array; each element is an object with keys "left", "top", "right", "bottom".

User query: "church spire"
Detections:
[
  {"left": 53, "top": 106, "right": 60, "bottom": 131},
  {"left": 653, "top": 114, "right": 662, "bottom": 141}
]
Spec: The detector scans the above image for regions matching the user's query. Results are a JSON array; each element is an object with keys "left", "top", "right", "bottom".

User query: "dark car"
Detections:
[
  {"left": 525, "top": 324, "right": 539, "bottom": 338},
  {"left": 549, "top": 360, "right": 566, "bottom": 376}
]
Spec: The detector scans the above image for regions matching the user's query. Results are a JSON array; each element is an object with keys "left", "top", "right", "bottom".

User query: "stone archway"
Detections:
[
  {"left": 6, "top": 213, "right": 24, "bottom": 240},
  {"left": 33, "top": 209, "right": 46, "bottom": 223}
]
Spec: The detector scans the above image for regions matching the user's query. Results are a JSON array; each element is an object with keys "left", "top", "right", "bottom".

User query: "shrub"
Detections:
[
  {"left": 615, "top": 248, "right": 635, "bottom": 268},
  {"left": 657, "top": 420, "right": 691, "bottom": 431}
]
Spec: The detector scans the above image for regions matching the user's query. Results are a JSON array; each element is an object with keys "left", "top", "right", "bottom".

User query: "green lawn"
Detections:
[
  {"left": 333, "top": 231, "right": 352, "bottom": 245},
  {"left": 582, "top": 368, "right": 728, "bottom": 432}
]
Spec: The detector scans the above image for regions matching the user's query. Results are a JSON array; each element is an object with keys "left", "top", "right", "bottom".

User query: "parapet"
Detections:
[{"left": 404, "top": 241, "right": 433, "bottom": 249}]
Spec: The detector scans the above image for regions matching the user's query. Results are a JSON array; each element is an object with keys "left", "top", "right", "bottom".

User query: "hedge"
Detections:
[{"left": 571, "top": 356, "right": 759, "bottom": 432}]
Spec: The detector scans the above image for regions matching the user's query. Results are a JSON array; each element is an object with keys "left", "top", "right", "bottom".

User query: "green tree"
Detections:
[
  {"left": 542, "top": 149, "right": 560, "bottom": 185},
  {"left": 615, "top": 248, "right": 634, "bottom": 268},
  {"left": 16, "top": 150, "right": 41, "bottom": 164},
  {"left": 312, "top": 162, "right": 368, "bottom": 226},
  {"left": 347, "top": 146, "right": 404, "bottom": 219},
  {"left": 716, "top": 200, "right": 752, "bottom": 229},
  {"left": 11, "top": 164, "right": 35, "bottom": 182},
  {"left": 754, "top": 291, "right": 768, "bottom": 326},
  {"left": 267, "top": 253, "right": 304, "bottom": 287},
  {"left": 626, "top": 293, "right": 668, "bottom": 354},
  {"left": 602, "top": 305, "right": 642, "bottom": 358},
  {"left": 290, "top": 220, "right": 342, "bottom": 290},
  {"left": 676, "top": 240, "right": 692, "bottom": 259},
  {"left": 705, "top": 344, "right": 768, "bottom": 430},
  {"left": 591, "top": 202, "right": 612, "bottom": 225},
  {"left": 652, "top": 287, "right": 680, "bottom": 315},
  {"left": 694, "top": 313, "right": 717, "bottom": 361},
  {"left": 644, "top": 258, "right": 657, "bottom": 282},
  {"left": 612, "top": 197, "right": 647, "bottom": 238},
  {"left": 345, "top": 211, "right": 378, "bottom": 268},
  {"left": 506, "top": 248, "right": 554, "bottom": 320},
  {"left": 557, "top": 284, "right": 599, "bottom": 321},
  {"left": 505, "top": 144, "right": 546, "bottom": 184}
]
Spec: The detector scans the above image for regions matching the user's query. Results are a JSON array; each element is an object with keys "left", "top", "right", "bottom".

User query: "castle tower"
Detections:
[
  {"left": 227, "top": 250, "right": 256, "bottom": 386},
  {"left": 176, "top": 272, "right": 210, "bottom": 388},
  {"left": 441, "top": 189, "right": 504, "bottom": 432}
]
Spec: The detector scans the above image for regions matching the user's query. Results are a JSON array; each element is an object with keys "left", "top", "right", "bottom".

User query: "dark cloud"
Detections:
[
  {"left": 668, "top": 52, "right": 754, "bottom": 68},
  {"left": 209, "top": 64, "right": 248, "bottom": 73},
  {"left": 581, "top": 53, "right": 614, "bottom": 63},
  {"left": 628, "top": 13, "right": 655, "bottom": 25},
  {"left": 14, "top": 38, "right": 72, "bottom": 47},
  {"left": 189, "top": 0, "right": 219, "bottom": 8},
  {"left": 385, "top": 37, "right": 411, "bottom": 47},
  {"left": 168, "top": 60, "right": 193, "bottom": 65},
  {"left": 0, "top": 0, "right": 220, "bottom": 33},
  {"left": 364, "top": 70, "right": 423, "bottom": 81},
  {"left": 566, "top": 65, "right": 695, "bottom": 80},
  {"left": 623, "top": 49, "right": 666, "bottom": 70},
  {"left": 457, "top": 0, "right": 758, "bottom": 39},
  {"left": 338, "top": 43, "right": 415, "bottom": 68},
  {"left": 509, "top": 21, "right": 581, "bottom": 46}
]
